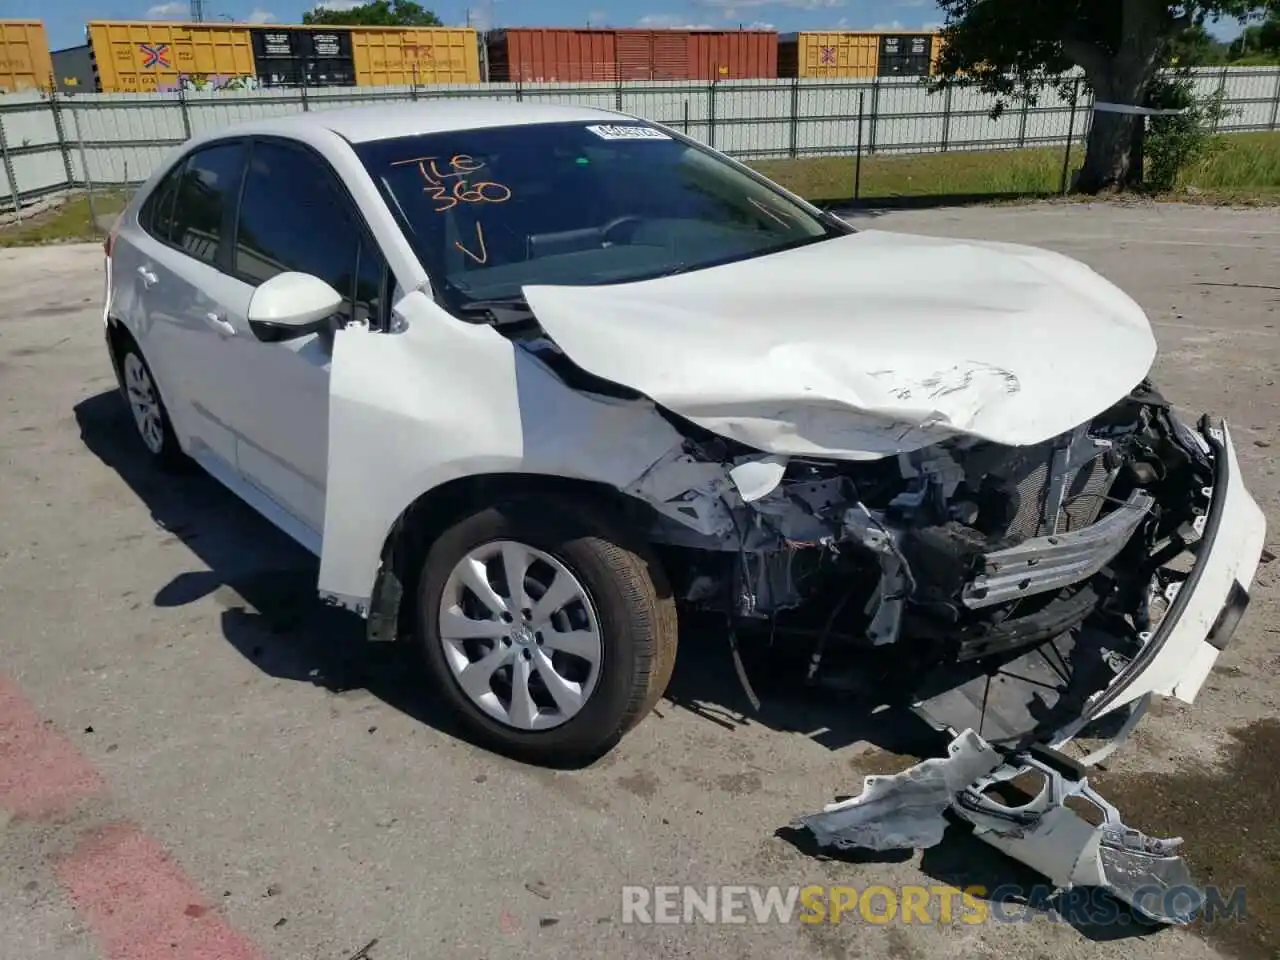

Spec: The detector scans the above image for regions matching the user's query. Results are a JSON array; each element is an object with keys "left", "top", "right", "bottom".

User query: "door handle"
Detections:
[
  {"left": 204, "top": 312, "right": 236, "bottom": 337},
  {"left": 137, "top": 266, "right": 158, "bottom": 288}
]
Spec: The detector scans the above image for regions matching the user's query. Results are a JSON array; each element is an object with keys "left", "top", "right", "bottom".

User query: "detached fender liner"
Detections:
[{"left": 795, "top": 727, "right": 1206, "bottom": 926}]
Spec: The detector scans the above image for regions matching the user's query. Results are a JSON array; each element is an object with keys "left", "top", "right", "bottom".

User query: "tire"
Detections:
[
  {"left": 416, "top": 497, "right": 678, "bottom": 767},
  {"left": 115, "top": 336, "right": 187, "bottom": 470}
]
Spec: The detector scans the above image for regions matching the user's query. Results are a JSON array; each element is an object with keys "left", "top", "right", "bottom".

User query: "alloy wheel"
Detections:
[
  {"left": 437, "top": 540, "right": 603, "bottom": 731},
  {"left": 123, "top": 352, "right": 165, "bottom": 455}
]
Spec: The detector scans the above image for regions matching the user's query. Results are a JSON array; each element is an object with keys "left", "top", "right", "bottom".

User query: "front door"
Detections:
[{"left": 218, "top": 137, "right": 390, "bottom": 535}]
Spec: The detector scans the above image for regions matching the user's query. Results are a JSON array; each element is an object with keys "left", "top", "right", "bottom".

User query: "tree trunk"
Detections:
[
  {"left": 1075, "top": 60, "right": 1156, "bottom": 194},
  {"left": 1069, "top": 0, "right": 1169, "bottom": 194},
  {"left": 1127, "top": 114, "right": 1146, "bottom": 188},
  {"left": 1078, "top": 107, "right": 1139, "bottom": 193}
]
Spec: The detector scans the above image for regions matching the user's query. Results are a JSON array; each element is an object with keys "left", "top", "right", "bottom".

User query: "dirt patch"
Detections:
[
  {"left": 715, "top": 771, "right": 764, "bottom": 796},
  {"left": 617, "top": 769, "right": 660, "bottom": 800},
  {"left": 1094, "top": 718, "right": 1280, "bottom": 960},
  {"left": 848, "top": 748, "right": 922, "bottom": 779}
]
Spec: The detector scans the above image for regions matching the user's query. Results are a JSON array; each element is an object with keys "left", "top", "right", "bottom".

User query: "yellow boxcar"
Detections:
[
  {"left": 88, "top": 21, "right": 256, "bottom": 92},
  {"left": 0, "top": 20, "right": 55, "bottom": 93},
  {"left": 779, "top": 32, "right": 880, "bottom": 79},
  {"left": 351, "top": 27, "right": 480, "bottom": 85}
]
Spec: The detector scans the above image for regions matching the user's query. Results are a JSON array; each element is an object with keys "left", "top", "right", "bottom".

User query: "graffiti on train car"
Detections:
[{"left": 159, "top": 73, "right": 262, "bottom": 92}]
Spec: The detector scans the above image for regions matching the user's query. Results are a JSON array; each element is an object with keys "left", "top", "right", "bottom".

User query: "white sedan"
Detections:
[{"left": 103, "top": 100, "right": 1264, "bottom": 921}]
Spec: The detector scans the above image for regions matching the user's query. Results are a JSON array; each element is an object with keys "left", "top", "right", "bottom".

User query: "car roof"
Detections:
[{"left": 228, "top": 100, "right": 633, "bottom": 145}]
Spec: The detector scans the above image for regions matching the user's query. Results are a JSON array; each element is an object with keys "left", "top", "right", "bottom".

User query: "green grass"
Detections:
[
  {"left": 753, "top": 147, "right": 1067, "bottom": 203},
  {"left": 750, "top": 131, "right": 1280, "bottom": 205},
  {"left": 1228, "top": 53, "right": 1280, "bottom": 66},
  {"left": 1178, "top": 131, "right": 1280, "bottom": 196},
  {"left": 0, "top": 191, "right": 127, "bottom": 247}
]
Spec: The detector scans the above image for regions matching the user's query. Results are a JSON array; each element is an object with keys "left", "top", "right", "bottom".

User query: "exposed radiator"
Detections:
[
  {"left": 1004, "top": 444, "right": 1114, "bottom": 540},
  {"left": 1060, "top": 455, "right": 1113, "bottom": 532}
]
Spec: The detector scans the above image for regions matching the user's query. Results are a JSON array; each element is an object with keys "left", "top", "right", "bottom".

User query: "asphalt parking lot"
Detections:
[{"left": 1, "top": 201, "right": 1278, "bottom": 960}]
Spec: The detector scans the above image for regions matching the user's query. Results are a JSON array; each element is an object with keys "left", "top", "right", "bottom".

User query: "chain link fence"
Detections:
[{"left": 2, "top": 66, "right": 1278, "bottom": 223}]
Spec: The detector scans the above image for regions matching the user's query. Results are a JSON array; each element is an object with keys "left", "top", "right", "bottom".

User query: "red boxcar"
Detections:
[
  {"left": 485, "top": 28, "right": 777, "bottom": 82},
  {"left": 686, "top": 29, "right": 776, "bottom": 80}
]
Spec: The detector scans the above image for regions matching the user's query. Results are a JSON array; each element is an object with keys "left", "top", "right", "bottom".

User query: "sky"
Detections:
[{"left": 10, "top": 0, "right": 1249, "bottom": 54}]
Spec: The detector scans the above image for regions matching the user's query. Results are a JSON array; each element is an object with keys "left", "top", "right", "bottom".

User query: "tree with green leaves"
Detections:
[
  {"left": 302, "top": 0, "right": 443, "bottom": 27},
  {"left": 1229, "top": 14, "right": 1280, "bottom": 60},
  {"left": 1168, "top": 23, "right": 1231, "bottom": 63},
  {"left": 931, "top": 1, "right": 1279, "bottom": 193}
]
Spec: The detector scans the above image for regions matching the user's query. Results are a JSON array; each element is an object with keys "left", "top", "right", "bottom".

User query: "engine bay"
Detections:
[{"left": 626, "top": 379, "right": 1216, "bottom": 746}]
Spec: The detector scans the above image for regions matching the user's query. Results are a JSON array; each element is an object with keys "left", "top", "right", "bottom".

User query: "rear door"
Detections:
[
  {"left": 117, "top": 139, "right": 250, "bottom": 471},
  {"left": 217, "top": 136, "right": 390, "bottom": 536}
]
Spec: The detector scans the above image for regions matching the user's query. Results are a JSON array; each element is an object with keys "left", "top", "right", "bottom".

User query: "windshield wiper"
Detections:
[{"left": 456, "top": 296, "right": 536, "bottom": 325}]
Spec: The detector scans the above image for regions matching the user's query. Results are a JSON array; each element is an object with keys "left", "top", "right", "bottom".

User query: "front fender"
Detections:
[{"left": 317, "top": 295, "right": 686, "bottom": 611}]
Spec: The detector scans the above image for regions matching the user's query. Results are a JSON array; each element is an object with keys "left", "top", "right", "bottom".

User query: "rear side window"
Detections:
[
  {"left": 234, "top": 139, "right": 387, "bottom": 325},
  {"left": 140, "top": 164, "right": 182, "bottom": 240},
  {"left": 163, "top": 141, "right": 247, "bottom": 267}
]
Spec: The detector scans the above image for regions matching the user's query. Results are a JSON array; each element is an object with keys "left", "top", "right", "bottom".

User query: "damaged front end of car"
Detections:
[
  {"left": 626, "top": 379, "right": 1265, "bottom": 925},
  {"left": 320, "top": 231, "right": 1265, "bottom": 922}
]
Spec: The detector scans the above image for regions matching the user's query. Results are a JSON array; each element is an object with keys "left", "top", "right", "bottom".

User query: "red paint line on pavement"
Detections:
[
  {"left": 0, "top": 674, "right": 105, "bottom": 817},
  {"left": 0, "top": 675, "right": 270, "bottom": 960},
  {"left": 54, "top": 821, "right": 266, "bottom": 960}
]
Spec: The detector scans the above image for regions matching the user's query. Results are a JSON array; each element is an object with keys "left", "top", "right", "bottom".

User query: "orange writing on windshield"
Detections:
[
  {"left": 455, "top": 221, "right": 489, "bottom": 265},
  {"left": 390, "top": 154, "right": 512, "bottom": 212}
]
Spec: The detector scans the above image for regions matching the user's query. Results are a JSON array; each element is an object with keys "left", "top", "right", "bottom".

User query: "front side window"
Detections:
[
  {"left": 165, "top": 141, "right": 247, "bottom": 267},
  {"left": 234, "top": 139, "right": 386, "bottom": 327},
  {"left": 355, "top": 121, "right": 841, "bottom": 313}
]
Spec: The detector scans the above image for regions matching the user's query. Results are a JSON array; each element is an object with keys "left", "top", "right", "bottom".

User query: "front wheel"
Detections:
[{"left": 416, "top": 497, "right": 678, "bottom": 767}]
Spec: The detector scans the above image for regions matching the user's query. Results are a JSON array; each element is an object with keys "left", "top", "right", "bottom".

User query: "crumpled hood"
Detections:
[{"left": 521, "top": 229, "right": 1158, "bottom": 460}]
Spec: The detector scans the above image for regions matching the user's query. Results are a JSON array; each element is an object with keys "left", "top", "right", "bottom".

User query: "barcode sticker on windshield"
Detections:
[{"left": 585, "top": 124, "right": 671, "bottom": 141}]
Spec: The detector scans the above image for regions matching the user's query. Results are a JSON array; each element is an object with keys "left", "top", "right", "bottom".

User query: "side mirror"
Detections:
[{"left": 247, "top": 272, "right": 344, "bottom": 342}]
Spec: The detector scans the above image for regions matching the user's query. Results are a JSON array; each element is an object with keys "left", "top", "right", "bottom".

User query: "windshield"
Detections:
[{"left": 355, "top": 120, "right": 842, "bottom": 313}]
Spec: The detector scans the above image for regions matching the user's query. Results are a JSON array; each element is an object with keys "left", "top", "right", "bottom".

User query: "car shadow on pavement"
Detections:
[
  {"left": 659, "top": 624, "right": 947, "bottom": 756},
  {"left": 73, "top": 390, "right": 471, "bottom": 740}
]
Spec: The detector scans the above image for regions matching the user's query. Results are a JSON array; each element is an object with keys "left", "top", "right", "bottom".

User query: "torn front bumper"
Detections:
[
  {"left": 798, "top": 414, "right": 1267, "bottom": 926},
  {"left": 1078, "top": 415, "right": 1265, "bottom": 722}
]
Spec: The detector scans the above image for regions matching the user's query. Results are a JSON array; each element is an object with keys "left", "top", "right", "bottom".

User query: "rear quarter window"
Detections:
[
  {"left": 139, "top": 163, "right": 182, "bottom": 241},
  {"left": 145, "top": 141, "right": 247, "bottom": 268}
]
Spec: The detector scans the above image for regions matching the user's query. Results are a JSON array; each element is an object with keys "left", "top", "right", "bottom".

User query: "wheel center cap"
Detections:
[{"left": 511, "top": 625, "right": 535, "bottom": 646}]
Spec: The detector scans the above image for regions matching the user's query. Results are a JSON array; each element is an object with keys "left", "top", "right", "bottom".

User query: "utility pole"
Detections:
[{"left": 190, "top": 0, "right": 207, "bottom": 21}]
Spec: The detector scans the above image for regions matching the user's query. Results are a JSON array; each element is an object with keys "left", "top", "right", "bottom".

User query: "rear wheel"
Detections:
[
  {"left": 416, "top": 497, "right": 678, "bottom": 767},
  {"left": 117, "top": 338, "right": 186, "bottom": 470}
]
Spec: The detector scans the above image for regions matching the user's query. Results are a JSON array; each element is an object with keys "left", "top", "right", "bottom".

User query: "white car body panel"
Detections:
[
  {"left": 522, "top": 229, "right": 1159, "bottom": 460},
  {"left": 215, "top": 306, "right": 332, "bottom": 534},
  {"left": 316, "top": 290, "right": 688, "bottom": 606}
]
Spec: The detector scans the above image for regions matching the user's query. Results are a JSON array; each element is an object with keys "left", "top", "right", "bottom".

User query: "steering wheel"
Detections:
[{"left": 600, "top": 215, "right": 645, "bottom": 247}]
